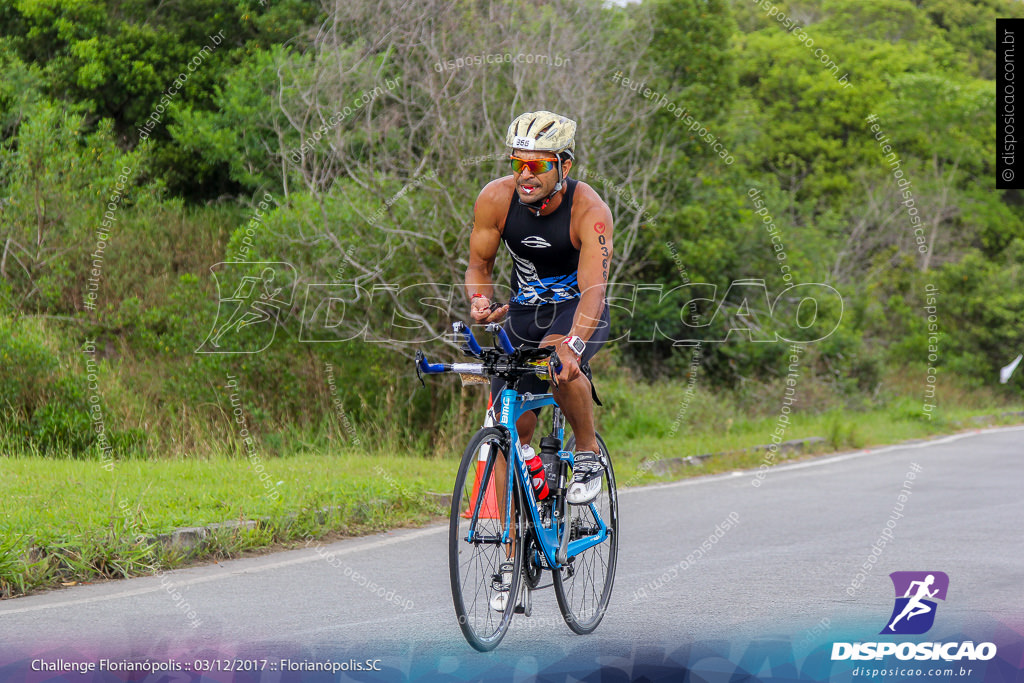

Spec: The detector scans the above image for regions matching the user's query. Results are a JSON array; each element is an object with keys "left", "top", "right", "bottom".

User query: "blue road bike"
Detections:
[{"left": 416, "top": 322, "right": 618, "bottom": 651}]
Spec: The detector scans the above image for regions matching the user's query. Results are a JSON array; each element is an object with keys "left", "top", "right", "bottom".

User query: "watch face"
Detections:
[{"left": 569, "top": 337, "right": 585, "bottom": 355}]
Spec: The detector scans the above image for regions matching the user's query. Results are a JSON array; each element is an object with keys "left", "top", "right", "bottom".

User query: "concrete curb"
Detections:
[
  {"left": 156, "top": 493, "right": 453, "bottom": 553},
  {"left": 154, "top": 520, "right": 261, "bottom": 551},
  {"left": 641, "top": 436, "right": 828, "bottom": 475}
]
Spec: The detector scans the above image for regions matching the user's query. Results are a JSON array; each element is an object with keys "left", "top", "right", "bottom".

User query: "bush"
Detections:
[{"left": 0, "top": 315, "right": 142, "bottom": 458}]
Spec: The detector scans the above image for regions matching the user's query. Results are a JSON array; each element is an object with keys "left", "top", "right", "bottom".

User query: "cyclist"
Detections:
[{"left": 465, "top": 110, "right": 613, "bottom": 510}]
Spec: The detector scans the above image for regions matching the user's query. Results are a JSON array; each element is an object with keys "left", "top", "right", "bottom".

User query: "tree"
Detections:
[
  {"left": 226, "top": 0, "right": 722, "bottom": 357},
  {"left": 0, "top": 99, "right": 148, "bottom": 312}
]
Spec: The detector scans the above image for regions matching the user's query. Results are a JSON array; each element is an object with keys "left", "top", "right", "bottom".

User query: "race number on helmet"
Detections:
[{"left": 505, "top": 111, "right": 576, "bottom": 157}]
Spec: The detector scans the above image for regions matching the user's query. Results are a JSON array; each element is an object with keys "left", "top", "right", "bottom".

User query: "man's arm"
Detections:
[
  {"left": 465, "top": 180, "right": 510, "bottom": 323},
  {"left": 570, "top": 204, "right": 613, "bottom": 344},
  {"left": 553, "top": 202, "right": 613, "bottom": 382}
]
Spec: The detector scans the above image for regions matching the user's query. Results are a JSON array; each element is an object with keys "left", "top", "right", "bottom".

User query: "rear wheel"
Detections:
[
  {"left": 449, "top": 428, "right": 523, "bottom": 651},
  {"left": 553, "top": 432, "right": 618, "bottom": 634}
]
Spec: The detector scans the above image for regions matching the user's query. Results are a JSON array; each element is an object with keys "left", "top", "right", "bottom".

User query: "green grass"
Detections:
[
  {"left": 1, "top": 453, "right": 455, "bottom": 534},
  {"left": 0, "top": 452, "right": 456, "bottom": 597},
  {"left": 2, "top": 367, "right": 1021, "bottom": 599},
  {"left": 604, "top": 405, "right": 1024, "bottom": 487}
]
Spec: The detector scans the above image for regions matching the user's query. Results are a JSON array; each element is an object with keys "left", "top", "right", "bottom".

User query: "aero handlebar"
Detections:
[{"left": 415, "top": 322, "right": 561, "bottom": 381}]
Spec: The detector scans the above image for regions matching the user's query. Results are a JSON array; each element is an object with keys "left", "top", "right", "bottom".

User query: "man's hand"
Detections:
[
  {"left": 469, "top": 296, "right": 509, "bottom": 323},
  {"left": 554, "top": 342, "right": 582, "bottom": 383}
]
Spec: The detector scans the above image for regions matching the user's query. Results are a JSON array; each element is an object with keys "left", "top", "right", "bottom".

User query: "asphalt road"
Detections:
[{"left": 2, "top": 427, "right": 1022, "bottom": 681}]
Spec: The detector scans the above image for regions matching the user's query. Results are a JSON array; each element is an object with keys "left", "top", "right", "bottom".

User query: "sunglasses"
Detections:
[{"left": 509, "top": 155, "right": 559, "bottom": 175}]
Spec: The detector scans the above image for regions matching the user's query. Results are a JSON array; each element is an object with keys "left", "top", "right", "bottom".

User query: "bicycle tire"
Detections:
[
  {"left": 449, "top": 427, "right": 524, "bottom": 651},
  {"left": 553, "top": 432, "right": 618, "bottom": 635}
]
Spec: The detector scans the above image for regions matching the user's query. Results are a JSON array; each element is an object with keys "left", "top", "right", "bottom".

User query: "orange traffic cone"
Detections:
[{"left": 464, "top": 394, "right": 499, "bottom": 519}]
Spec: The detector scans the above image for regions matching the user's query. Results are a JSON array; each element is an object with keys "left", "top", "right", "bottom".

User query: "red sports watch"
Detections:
[{"left": 562, "top": 335, "right": 585, "bottom": 358}]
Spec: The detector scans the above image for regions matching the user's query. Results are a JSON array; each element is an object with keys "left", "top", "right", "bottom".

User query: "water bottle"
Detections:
[{"left": 539, "top": 436, "right": 561, "bottom": 494}]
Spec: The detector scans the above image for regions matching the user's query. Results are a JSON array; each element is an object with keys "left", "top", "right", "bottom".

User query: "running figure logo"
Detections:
[
  {"left": 881, "top": 571, "right": 949, "bottom": 635},
  {"left": 197, "top": 262, "right": 295, "bottom": 354}
]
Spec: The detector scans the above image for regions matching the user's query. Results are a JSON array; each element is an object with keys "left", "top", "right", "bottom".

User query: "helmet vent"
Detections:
[{"left": 505, "top": 111, "right": 576, "bottom": 155}]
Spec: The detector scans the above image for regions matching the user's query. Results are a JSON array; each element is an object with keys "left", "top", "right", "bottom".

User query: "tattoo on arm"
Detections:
[{"left": 596, "top": 229, "right": 610, "bottom": 281}]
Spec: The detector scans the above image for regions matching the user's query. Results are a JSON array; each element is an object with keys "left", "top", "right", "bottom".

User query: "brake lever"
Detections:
[
  {"left": 414, "top": 350, "right": 426, "bottom": 387},
  {"left": 548, "top": 349, "right": 562, "bottom": 389}
]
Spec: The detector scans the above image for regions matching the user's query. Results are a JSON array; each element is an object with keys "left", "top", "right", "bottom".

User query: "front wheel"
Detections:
[
  {"left": 449, "top": 427, "right": 523, "bottom": 651},
  {"left": 554, "top": 432, "right": 618, "bottom": 634}
]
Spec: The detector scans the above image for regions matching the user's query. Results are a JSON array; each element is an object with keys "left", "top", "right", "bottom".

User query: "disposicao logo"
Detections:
[
  {"left": 882, "top": 570, "right": 948, "bottom": 635},
  {"left": 832, "top": 571, "right": 997, "bottom": 662},
  {"left": 196, "top": 262, "right": 295, "bottom": 354}
]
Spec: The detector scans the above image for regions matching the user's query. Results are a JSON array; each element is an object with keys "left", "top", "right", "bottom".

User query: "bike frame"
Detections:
[
  {"left": 418, "top": 322, "right": 611, "bottom": 568},
  {"left": 466, "top": 348, "right": 610, "bottom": 570}
]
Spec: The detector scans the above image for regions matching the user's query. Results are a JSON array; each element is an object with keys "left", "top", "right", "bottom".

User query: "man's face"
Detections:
[{"left": 511, "top": 149, "right": 570, "bottom": 204}]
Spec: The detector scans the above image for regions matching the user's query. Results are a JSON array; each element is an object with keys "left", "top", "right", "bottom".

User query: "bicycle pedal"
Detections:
[{"left": 513, "top": 586, "right": 532, "bottom": 616}]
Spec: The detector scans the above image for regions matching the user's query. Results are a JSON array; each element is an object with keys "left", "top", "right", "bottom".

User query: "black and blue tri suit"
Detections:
[{"left": 490, "top": 178, "right": 610, "bottom": 404}]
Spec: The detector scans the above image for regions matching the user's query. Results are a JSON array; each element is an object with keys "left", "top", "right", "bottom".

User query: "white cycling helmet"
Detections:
[
  {"left": 505, "top": 110, "right": 576, "bottom": 158},
  {"left": 505, "top": 111, "right": 576, "bottom": 211}
]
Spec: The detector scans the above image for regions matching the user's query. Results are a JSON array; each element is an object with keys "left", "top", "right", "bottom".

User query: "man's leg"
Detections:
[
  {"left": 552, "top": 374, "right": 599, "bottom": 453},
  {"left": 491, "top": 381, "right": 540, "bottom": 446},
  {"left": 541, "top": 333, "right": 599, "bottom": 453},
  {"left": 516, "top": 411, "right": 539, "bottom": 446}
]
